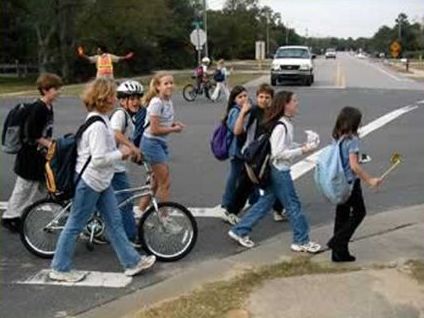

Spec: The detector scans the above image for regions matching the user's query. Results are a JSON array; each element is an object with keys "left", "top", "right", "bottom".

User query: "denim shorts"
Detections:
[{"left": 141, "top": 137, "right": 169, "bottom": 164}]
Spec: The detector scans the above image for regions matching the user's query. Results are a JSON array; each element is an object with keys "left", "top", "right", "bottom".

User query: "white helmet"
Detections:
[
  {"left": 201, "top": 56, "right": 210, "bottom": 64},
  {"left": 117, "top": 80, "right": 144, "bottom": 98}
]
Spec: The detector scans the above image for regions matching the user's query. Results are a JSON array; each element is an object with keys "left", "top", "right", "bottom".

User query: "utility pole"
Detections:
[
  {"left": 266, "top": 12, "right": 270, "bottom": 57},
  {"left": 397, "top": 13, "right": 402, "bottom": 42},
  {"left": 203, "top": 0, "right": 209, "bottom": 58},
  {"left": 285, "top": 22, "right": 290, "bottom": 45}
]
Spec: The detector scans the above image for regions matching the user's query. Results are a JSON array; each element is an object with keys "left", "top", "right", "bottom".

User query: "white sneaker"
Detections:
[
  {"left": 124, "top": 255, "right": 156, "bottom": 277},
  {"left": 49, "top": 270, "right": 87, "bottom": 282},
  {"left": 228, "top": 230, "right": 255, "bottom": 248},
  {"left": 273, "top": 210, "right": 288, "bottom": 222},
  {"left": 290, "top": 241, "right": 321, "bottom": 254},
  {"left": 224, "top": 212, "right": 240, "bottom": 225}
]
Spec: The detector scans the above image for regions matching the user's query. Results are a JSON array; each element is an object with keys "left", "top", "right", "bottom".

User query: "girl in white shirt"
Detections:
[
  {"left": 228, "top": 91, "right": 321, "bottom": 253},
  {"left": 50, "top": 78, "right": 155, "bottom": 283}
]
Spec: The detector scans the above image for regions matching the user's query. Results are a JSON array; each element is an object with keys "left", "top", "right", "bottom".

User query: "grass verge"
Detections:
[
  {"left": 136, "top": 257, "right": 357, "bottom": 318},
  {"left": 407, "top": 260, "right": 424, "bottom": 284},
  {"left": 0, "top": 72, "right": 264, "bottom": 97}
]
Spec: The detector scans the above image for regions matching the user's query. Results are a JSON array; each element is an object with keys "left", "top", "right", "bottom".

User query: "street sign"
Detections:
[
  {"left": 255, "top": 41, "right": 265, "bottom": 60},
  {"left": 190, "top": 29, "right": 206, "bottom": 49},
  {"left": 390, "top": 41, "right": 401, "bottom": 58}
]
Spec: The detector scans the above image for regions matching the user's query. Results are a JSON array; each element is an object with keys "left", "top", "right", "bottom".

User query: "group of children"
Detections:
[
  {"left": 2, "top": 63, "right": 383, "bottom": 282},
  {"left": 2, "top": 71, "right": 185, "bottom": 282},
  {"left": 219, "top": 83, "right": 383, "bottom": 262}
]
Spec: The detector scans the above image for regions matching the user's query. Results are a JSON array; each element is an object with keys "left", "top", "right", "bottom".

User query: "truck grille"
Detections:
[{"left": 280, "top": 65, "right": 300, "bottom": 70}]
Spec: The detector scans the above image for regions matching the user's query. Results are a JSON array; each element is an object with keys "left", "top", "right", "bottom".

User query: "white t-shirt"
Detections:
[
  {"left": 76, "top": 112, "right": 122, "bottom": 192},
  {"left": 143, "top": 97, "right": 174, "bottom": 142},
  {"left": 110, "top": 108, "right": 134, "bottom": 173}
]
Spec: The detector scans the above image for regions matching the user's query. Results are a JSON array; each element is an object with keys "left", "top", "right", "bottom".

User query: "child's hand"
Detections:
[
  {"left": 120, "top": 145, "right": 132, "bottom": 160},
  {"left": 240, "top": 100, "right": 251, "bottom": 114},
  {"left": 368, "top": 177, "right": 383, "bottom": 188}
]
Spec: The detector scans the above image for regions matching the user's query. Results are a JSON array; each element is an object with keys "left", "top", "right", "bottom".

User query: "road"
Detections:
[{"left": 1, "top": 52, "right": 424, "bottom": 318}]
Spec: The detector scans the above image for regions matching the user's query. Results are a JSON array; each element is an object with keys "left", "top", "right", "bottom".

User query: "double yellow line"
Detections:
[{"left": 335, "top": 61, "right": 346, "bottom": 88}]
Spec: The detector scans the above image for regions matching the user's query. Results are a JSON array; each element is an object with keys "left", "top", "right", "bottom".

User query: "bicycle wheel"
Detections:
[
  {"left": 182, "top": 84, "right": 197, "bottom": 102},
  {"left": 138, "top": 202, "right": 197, "bottom": 262},
  {"left": 20, "top": 198, "right": 68, "bottom": 258}
]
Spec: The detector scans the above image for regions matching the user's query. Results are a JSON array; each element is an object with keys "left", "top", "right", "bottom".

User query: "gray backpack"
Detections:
[{"left": 1, "top": 102, "right": 32, "bottom": 154}]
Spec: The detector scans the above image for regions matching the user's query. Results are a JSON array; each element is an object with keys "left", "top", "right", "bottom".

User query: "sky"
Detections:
[{"left": 207, "top": 0, "right": 424, "bottom": 39}]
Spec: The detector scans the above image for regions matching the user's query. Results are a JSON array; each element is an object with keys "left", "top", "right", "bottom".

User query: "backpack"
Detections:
[
  {"left": 243, "top": 121, "right": 286, "bottom": 188},
  {"left": 44, "top": 116, "right": 106, "bottom": 201},
  {"left": 1, "top": 102, "right": 33, "bottom": 154},
  {"left": 314, "top": 137, "right": 353, "bottom": 205},
  {"left": 132, "top": 107, "right": 147, "bottom": 147},
  {"left": 194, "top": 65, "right": 204, "bottom": 77},
  {"left": 213, "top": 69, "right": 225, "bottom": 82},
  {"left": 210, "top": 122, "right": 232, "bottom": 161}
]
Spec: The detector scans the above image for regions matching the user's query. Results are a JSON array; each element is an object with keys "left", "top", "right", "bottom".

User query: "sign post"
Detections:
[{"left": 255, "top": 41, "right": 265, "bottom": 70}]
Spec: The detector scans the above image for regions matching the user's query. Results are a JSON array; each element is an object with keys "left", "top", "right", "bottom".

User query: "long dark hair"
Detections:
[
  {"left": 332, "top": 106, "right": 362, "bottom": 140},
  {"left": 262, "top": 90, "right": 294, "bottom": 130},
  {"left": 222, "top": 85, "right": 246, "bottom": 123}
]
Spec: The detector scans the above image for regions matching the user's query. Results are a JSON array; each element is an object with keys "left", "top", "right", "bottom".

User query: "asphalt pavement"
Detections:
[{"left": 1, "top": 52, "right": 424, "bottom": 318}]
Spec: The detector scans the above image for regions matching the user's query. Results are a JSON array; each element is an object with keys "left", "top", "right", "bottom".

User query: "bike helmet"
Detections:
[
  {"left": 117, "top": 80, "right": 144, "bottom": 98},
  {"left": 201, "top": 56, "right": 210, "bottom": 64}
]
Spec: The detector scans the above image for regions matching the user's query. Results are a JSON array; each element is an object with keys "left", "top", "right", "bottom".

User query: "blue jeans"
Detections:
[
  {"left": 231, "top": 167, "right": 310, "bottom": 244},
  {"left": 222, "top": 158, "right": 244, "bottom": 208},
  {"left": 111, "top": 172, "right": 137, "bottom": 241},
  {"left": 51, "top": 179, "right": 141, "bottom": 272}
]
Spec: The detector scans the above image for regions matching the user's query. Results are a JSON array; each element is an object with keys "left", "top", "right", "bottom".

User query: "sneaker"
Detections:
[
  {"left": 49, "top": 270, "right": 87, "bottom": 282},
  {"left": 228, "top": 230, "right": 255, "bottom": 248},
  {"left": 124, "top": 255, "right": 156, "bottom": 277},
  {"left": 224, "top": 212, "right": 240, "bottom": 225},
  {"left": 273, "top": 210, "right": 288, "bottom": 222},
  {"left": 1, "top": 217, "right": 21, "bottom": 233},
  {"left": 291, "top": 241, "right": 321, "bottom": 254}
]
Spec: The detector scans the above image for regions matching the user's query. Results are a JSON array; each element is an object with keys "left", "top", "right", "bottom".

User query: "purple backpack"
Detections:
[{"left": 210, "top": 122, "right": 232, "bottom": 161}]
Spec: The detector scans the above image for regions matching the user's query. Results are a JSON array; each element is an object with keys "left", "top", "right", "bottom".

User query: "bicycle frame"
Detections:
[{"left": 43, "top": 162, "right": 159, "bottom": 231}]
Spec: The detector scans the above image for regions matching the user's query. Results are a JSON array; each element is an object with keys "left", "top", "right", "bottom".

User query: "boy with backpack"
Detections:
[
  {"left": 211, "top": 59, "right": 231, "bottom": 101},
  {"left": 227, "top": 83, "right": 287, "bottom": 222},
  {"left": 2, "top": 73, "right": 63, "bottom": 232}
]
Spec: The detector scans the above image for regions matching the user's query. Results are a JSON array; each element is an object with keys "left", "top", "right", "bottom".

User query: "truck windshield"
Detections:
[{"left": 275, "top": 48, "right": 310, "bottom": 59}]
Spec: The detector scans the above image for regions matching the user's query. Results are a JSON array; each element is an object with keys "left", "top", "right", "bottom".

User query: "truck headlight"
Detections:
[
  {"left": 271, "top": 64, "right": 280, "bottom": 71},
  {"left": 299, "top": 64, "right": 311, "bottom": 70}
]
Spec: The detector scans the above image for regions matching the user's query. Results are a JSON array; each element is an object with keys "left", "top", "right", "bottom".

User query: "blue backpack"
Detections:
[
  {"left": 45, "top": 116, "right": 105, "bottom": 201},
  {"left": 314, "top": 138, "right": 352, "bottom": 205}
]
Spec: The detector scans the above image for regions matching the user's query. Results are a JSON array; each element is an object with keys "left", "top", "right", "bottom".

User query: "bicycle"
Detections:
[
  {"left": 182, "top": 76, "right": 221, "bottom": 102},
  {"left": 20, "top": 162, "right": 198, "bottom": 262}
]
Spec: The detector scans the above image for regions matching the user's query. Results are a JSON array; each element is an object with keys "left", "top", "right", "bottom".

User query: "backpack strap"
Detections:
[
  {"left": 74, "top": 116, "right": 106, "bottom": 187},
  {"left": 110, "top": 107, "right": 129, "bottom": 132}
]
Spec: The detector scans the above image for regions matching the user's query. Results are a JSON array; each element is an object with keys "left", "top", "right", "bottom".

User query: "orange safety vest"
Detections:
[{"left": 96, "top": 54, "right": 113, "bottom": 77}]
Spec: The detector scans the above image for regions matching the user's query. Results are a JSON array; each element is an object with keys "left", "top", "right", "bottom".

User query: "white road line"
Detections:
[
  {"left": 0, "top": 104, "right": 420, "bottom": 220},
  {"left": 16, "top": 269, "right": 132, "bottom": 288}
]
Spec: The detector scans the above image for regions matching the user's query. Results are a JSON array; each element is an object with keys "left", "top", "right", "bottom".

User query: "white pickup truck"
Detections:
[{"left": 270, "top": 45, "right": 315, "bottom": 86}]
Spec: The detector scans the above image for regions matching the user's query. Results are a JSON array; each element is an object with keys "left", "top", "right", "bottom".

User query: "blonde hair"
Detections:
[
  {"left": 142, "top": 72, "right": 173, "bottom": 105},
  {"left": 82, "top": 78, "right": 116, "bottom": 113},
  {"left": 217, "top": 59, "right": 224, "bottom": 66}
]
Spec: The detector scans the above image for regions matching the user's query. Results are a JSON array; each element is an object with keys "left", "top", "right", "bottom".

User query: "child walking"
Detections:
[
  {"left": 228, "top": 91, "right": 321, "bottom": 253},
  {"left": 50, "top": 78, "right": 155, "bottom": 282},
  {"left": 327, "top": 106, "right": 383, "bottom": 262},
  {"left": 110, "top": 80, "right": 144, "bottom": 244},
  {"left": 138, "top": 73, "right": 185, "bottom": 213},
  {"left": 219, "top": 85, "right": 252, "bottom": 224}
]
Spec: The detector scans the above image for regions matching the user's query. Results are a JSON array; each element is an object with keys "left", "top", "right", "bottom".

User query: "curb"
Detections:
[{"left": 75, "top": 203, "right": 424, "bottom": 318}]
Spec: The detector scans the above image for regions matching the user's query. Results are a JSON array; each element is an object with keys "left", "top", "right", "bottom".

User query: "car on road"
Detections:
[
  {"left": 325, "top": 48, "right": 337, "bottom": 59},
  {"left": 270, "top": 45, "right": 315, "bottom": 86}
]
